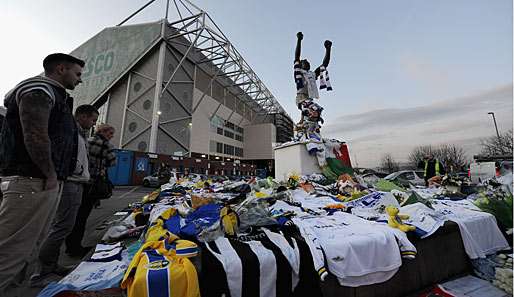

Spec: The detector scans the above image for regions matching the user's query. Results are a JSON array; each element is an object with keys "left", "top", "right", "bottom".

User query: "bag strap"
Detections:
[{"left": 95, "top": 136, "right": 107, "bottom": 178}]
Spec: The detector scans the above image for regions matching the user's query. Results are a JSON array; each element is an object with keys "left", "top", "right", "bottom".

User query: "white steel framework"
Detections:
[
  {"left": 118, "top": 0, "right": 288, "bottom": 116},
  {"left": 116, "top": 0, "right": 290, "bottom": 154}
]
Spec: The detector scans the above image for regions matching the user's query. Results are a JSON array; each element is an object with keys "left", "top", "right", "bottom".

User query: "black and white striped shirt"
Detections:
[{"left": 199, "top": 228, "right": 322, "bottom": 297}]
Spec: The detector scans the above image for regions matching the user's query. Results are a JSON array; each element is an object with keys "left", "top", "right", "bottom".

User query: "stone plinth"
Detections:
[{"left": 274, "top": 141, "right": 321, "bottom": 182}]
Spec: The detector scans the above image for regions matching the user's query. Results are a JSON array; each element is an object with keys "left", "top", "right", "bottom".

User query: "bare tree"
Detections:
[
  {"left": 436, "top": 144, "right": 468, "bottom": 172},
  {"left": 408, "top": 145, "right": 435, "bottom": 168},
  {"left": 380, "top": 153, "right": 400, "bottom": 174},
  {"left": 408, "top": 144, "right": 469, "bottom": 172},
  {"left": 480, "top": 129, "right": 513, "bottom": 156}
]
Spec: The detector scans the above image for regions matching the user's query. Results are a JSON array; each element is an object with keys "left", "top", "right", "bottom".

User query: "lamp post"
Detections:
[{"left": 487, "top": 112, "right": 501, "bottom": 140}]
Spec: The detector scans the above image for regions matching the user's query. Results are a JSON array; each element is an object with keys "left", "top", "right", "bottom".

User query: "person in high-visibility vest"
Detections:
[{"left": 423, "top": 154, "right": 445, "bottom": 186}]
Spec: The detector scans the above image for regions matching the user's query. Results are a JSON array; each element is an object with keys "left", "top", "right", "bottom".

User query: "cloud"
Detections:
[
  {"left": 325, "top": 84, "right": 512, "bottom": 133},
  {"left": 323, "top": 84, "right": 513, "bottom": 167},
  {"left": 421, "top": 120, "right": 485, "bottom": 136},
  {"left": 400, "top": 53, "right": 452, "bottom": 93},
  {"left": 349, "top": 133, "right": 388, "bottom": 143}
]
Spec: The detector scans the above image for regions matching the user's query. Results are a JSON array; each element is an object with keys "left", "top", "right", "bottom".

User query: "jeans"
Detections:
[
  {"left": 38, "top": 181, "right": 83, "bottom": 270},
  {"left": 65, "top": 184, "right": 95, "bottom": 253},
  {"left": 0, "top": 176, "right": 63, "bottom": 296}
]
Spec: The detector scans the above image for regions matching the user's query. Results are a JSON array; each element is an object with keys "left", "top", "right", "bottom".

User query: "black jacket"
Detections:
[{"left": 0, "top": 76, "right": 78, "bottom": 180}]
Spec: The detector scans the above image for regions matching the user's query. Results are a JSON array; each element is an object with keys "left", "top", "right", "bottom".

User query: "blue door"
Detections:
[{"left": 108, "top": 150, "right": 134, "bottom": 185}]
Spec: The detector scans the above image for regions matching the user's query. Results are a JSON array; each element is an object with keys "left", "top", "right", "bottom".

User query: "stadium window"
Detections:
[
  {"left": 225, "top": 121, "right": 235, "bottom": 130},
  {"left": 224, "top": 130, "right": 234, "bottom": 139},
  {"left": 235, "top": 134, "right": 243, "bottom": 142},
  {"left": 234, "top": 147, "right": 243, "bottom": 157},
  {"left": 217, "top": 127, "right": 223, "bottom": 135},
  {"left": 216, "top": 142, "right": 223, "bottom": 153},
  {"left": 224, "top": 144, "right": 234, "bottom": 155}
]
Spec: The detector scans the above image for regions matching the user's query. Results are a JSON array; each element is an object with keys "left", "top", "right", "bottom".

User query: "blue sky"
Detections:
[{"left": 2, "top": 0, "right": 512, "bottom": 166}]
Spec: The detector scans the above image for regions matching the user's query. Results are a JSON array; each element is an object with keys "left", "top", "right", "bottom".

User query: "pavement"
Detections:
[{"left": 23, "top": 185, "right": 155, "bottom": 297}]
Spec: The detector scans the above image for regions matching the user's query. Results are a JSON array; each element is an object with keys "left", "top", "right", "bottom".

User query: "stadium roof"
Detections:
[{"left": 70, "top": 0, "right": 289, "bottom": 118}]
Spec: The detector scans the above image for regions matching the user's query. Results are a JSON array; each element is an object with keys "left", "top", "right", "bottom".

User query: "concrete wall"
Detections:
[
  {"left": 190, "top": 88, "right": 212, "bottom": 154},
  {"left": 191, "top": 88, "right": 250, "bottom": 157},
  {"left": 70, "top": 21, "right": 162, "bottom": 107},
  {"left": 105, "top": 46, "right": 160, "bottom": 152},
  {"left": 244, "top": 123, "right": 276, "bottom": 160},
  {"left": 157, "top": 43, "right": 194, "bottom": 156}
]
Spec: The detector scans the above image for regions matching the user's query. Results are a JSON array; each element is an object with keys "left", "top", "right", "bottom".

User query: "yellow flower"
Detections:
[
  {"left": 255, "top": 191, "right": 269, "bottom": 198},
  {"left": 287, "top": 172, "right": 300, "bottom": 182}
]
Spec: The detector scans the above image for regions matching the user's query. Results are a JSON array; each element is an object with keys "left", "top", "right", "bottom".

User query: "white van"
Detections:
[{"left": 469, "top": 162, "right": 497, "bottom": 184}]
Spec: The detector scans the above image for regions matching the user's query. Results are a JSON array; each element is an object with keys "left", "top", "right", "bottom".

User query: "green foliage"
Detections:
[
  {"left": 351, "top": 191, "right": 367, "bottom": 200},
  {"left": 374, "top": 179, "right": 406, "bottom": 192},
  {"left": 402, "top": 191, "right": 434, "bottom": 209},
  {"left": 474, "top": 191, "right": 513, "bottom": 230},
  {"left": 321, "top": 165, "right": 338, "bottom": 183}
]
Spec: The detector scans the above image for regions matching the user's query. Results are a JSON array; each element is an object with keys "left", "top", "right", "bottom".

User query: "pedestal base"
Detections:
[{"left": 273, "top": 141, "right": 321, "bottom": 182}]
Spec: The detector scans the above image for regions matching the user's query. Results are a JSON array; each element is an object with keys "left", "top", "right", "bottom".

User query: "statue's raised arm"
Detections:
[
  {"left": 315, "top": 40, "right": 332, "bottom": 78},
  {"left": 295, "top": 32, "right": 303, "bottom": 62}
]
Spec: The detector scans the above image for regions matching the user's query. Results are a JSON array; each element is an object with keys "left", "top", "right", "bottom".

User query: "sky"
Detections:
[{"left": 2, "top": 0, "right": 513, "bottom": 167}]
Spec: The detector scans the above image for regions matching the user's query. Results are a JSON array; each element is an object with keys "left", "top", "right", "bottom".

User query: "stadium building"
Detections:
[{"left": 68, "top": 0, "right": 293, "bottom": 182}]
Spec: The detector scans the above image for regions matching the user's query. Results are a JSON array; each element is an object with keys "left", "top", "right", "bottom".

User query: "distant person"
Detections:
[
  {"left": 65, "top": 123, "right": 116, "bottom": 257},
  {"left": 158, "top": 162, "right": 170, "bottom": 184},
  {"left": 31, "top": 105, "right": 99, "bottom": 286},
  {"left": 422, "top": 154, "right": 445, "bottom": 186},
  {"left": 0, "top": 53, "right": 84, "bottom": 296},
  {"left": 266, "top": 161, "right": 275, "bottom": 178}
]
